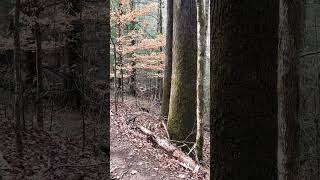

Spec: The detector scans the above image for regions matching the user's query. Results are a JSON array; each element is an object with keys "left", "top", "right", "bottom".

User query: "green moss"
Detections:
[
  {"left": 195, "top": 135, "right": 204, "bottom": 161},
  {"left": 167, "top": 61, "right": 196, "bottom": 144}
]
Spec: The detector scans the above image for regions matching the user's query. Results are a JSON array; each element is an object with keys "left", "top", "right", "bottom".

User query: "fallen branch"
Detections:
[
  {"left": 136, "top": 125, "right": 209, "bottom": 175},
  {"left": 161, "top": 120, "right": 170, "bottom": 139}
]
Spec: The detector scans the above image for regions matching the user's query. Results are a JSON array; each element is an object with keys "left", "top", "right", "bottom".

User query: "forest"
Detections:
[
  {"left": 0, "top": 0, "right": 110, "bottom": 179},
  {"left": 1, "top": 0, "right": 320, "bottom": 180}
]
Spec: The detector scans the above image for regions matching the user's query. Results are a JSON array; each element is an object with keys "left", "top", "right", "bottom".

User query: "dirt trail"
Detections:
[
  {"left": 111, "top": 139, "right": 185, "bottom": 180},
  {"left": 110, "top": 99, "right": 209, "bottom": 180}
]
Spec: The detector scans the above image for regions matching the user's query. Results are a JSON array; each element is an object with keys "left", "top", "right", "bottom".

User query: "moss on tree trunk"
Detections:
[{"left": 167, "top": 0, "right": 197, "bottom": 144}]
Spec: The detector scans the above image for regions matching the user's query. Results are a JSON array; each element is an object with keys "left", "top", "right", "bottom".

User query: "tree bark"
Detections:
[
  {"left": 160, "top": 0, "right": 173, "bottom": 117},
  {"left": 210, "top": 0, "right": 279, "bottom": 179},
  {"left": 167, "top": 0, "right": 197, "bottom": 145},
  {"left": 13, "top": 0, "right": 23, "bottom": 157},
  {"left": 298, "top": 1, "right": 320, "bottom": 178},
  {"left": 194, "top": 0, "right": 209, "bottom": 163},
  {"left": 278, "top": 1, "right": 303, "bottom": 179},
  {"left": 34, "top": 2, "right": 43, "bottom": 130}
]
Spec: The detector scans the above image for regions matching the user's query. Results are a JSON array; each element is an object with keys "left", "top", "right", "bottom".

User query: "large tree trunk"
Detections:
[
  {"left": 210, "top": 0, "right": 279, "bottom": 179},
  {"left": 13, "top": 0, "right": 23, "bottom": 157},
  {"left": 194, "top": 0, "right": 209, "bottom": 162},
  {"left": 298, "top": 1, "right": 320, "bottom": 178},
  {"left": 277, "top": 0, "right": 303, "bottom": 179},
  {"left": 279, "top": 1, "right": 320, "bottom": 179},
  {"left": 160, "top": 0, "right": 173, "bottom": 117},
  {"left": 167, "top": 0, "right": 197, "bottom": 144}
]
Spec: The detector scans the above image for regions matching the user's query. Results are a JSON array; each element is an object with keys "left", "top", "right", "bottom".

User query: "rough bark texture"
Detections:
[
  {"left": 210, "top": 0, "right": 279, "bottom": 179},
  {"left": 167, "top": 0, "right": 197, "bottom": 143},
  {"left": 195, "top": 0, "right": 209, "bottom": 162},
  {"left": 295, "top": 1, "right": 320, "bottom": 179},
  {"left": 278, "top": 0, "right": 303, "bottom": 179},
  {"left": 160, "top": 0, "right": 173, "bottom": 117}
]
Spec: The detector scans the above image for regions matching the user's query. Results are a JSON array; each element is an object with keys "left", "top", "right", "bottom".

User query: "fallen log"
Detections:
[{"left": 136, "top": 125, "right": 209, "bottom": 176}]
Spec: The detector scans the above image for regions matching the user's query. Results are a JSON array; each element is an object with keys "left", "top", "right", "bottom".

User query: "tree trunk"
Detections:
[
  {"left": 111, "top": 39, "right": 118, "bottom": 113},
  {"left": 194, "top": 0, "right": 209, "bottom": 163},
  {"left": 117, "top": 2, "right": 124, "bottom": 103},
  {"left": 160, "top": 0, "right": 173, "bottom": 117},
  {"left": 157, "top": 0, "right": 163, "bottom": 101},
  {"left": 34, "top": 4, "right": 43, "bottom": 130},
  {"left": 278, "top": 1, "right": 303, "bottom": 179},
  {"left": 13, "top": 0, "right": 23, "bottom": 157},
  {"left": 210, "top": 0, "right": 279, "bottom": 179},
  {"left": 106, "top": 0, "right": 110, "bottom": 124},
  {"left": 167, "top": 0, "right": 197, "bottom": 145},
  {"left": 64, "top": 0, "right": 82, "bottom": 110},
  {"left": 128, "top": 0, "right": 136, "bottom": 97},
  {"left": 299, "top": 1, "right": 320, "bottom": 178}
]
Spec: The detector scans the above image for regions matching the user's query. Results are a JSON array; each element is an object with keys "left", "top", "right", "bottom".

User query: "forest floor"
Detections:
[
  {"left": 0, "top": 94, "right": 209, "bottom": 180},
  {"left": 110, "top": 96, "right": 210, "bottom": 180},
  {"left": 0, "top": 94, "right": 110, "bottom": 179}
]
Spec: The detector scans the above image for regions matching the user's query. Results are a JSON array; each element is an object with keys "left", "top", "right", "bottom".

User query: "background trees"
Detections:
[
  {"left": 110, "top": 0, "right": 164, "bottom": 108},
  {"left": 0, "top": 0, "right": 111, "bottom": 179},
  {"left": 0, "top": 0, "right": 110, "bottom": 162}
]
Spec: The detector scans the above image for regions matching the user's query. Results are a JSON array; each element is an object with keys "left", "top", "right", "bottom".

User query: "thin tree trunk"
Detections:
[
  {"left": 128, "top": 0, "right": 136, "bottom": 97},
  {"left": 210, "top": 0, "right": 279, "bottom": 179},
  {"left": 34, "top": 4, "right": 43, "bottom": 130},
  {"left": 117, "top": 2, "right": 124, "bottom": 103},
  {"left": 157, "top": 0, "right": 163, "bottom": 101},
  {"left": 194, "top": 0, "right": 209, "bottom": 163},
  {"left": 111, "top": 39, "right": 118, "bottom": 113},
  {"left": 160, "top": 0, "right": 173, "bottom": 117},
  {"left": 79, "top": 2, "right": 85, "bottom": 151},
  {"left": 64, "top": 0, "right": 82, "bottom": 110},
  {"left": 13, "top": 0, "right": 23, "bottom": 157}
]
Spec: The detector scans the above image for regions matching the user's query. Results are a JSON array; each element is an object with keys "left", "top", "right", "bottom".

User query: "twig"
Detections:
[
  {"left": 120, "top": 170, "right": 129, "bottom": 179},
  {"left": 161, "top": 120, "right": 170, "bottom": 139}
]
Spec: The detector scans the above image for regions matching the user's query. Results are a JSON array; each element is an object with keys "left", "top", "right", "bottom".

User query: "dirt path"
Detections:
[
  {"left": 110, "top": 100, "right": 209, "bottom": 180},
  {"left": 111, "top": 139, "right": 188, "bottom": 180}
]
